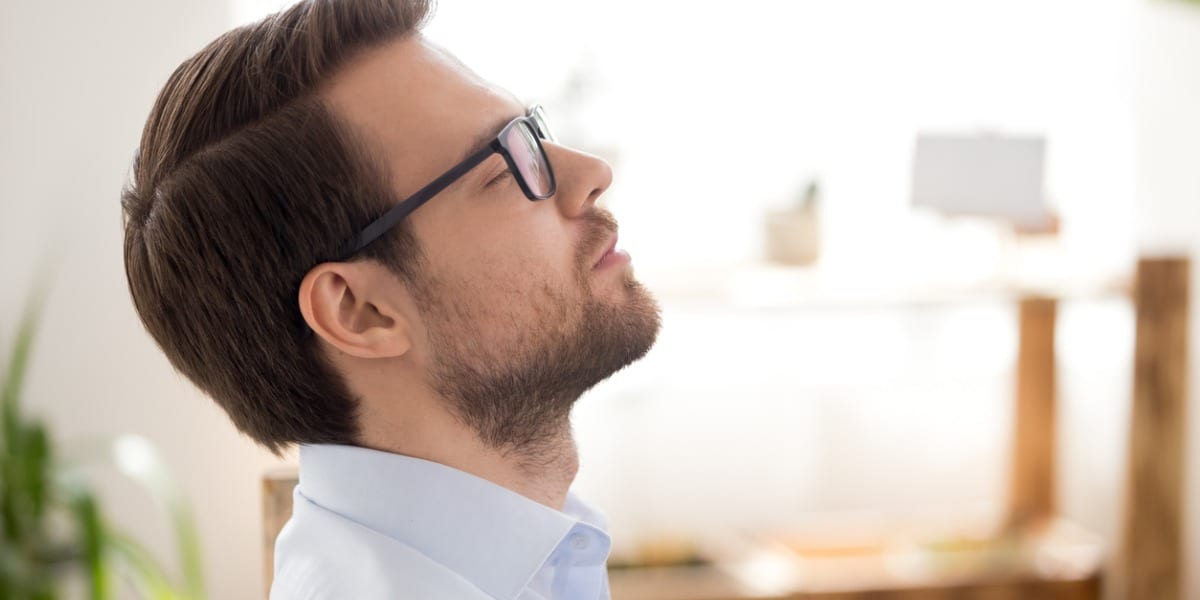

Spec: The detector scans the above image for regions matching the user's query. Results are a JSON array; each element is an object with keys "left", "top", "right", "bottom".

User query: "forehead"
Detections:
[{"left": 321, "top": 34, "right": 523, "bottom": 194}]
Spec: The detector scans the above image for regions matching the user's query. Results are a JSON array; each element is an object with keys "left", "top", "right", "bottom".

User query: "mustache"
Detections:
[{"left": 576, "top": 208, "right": 619, "bottom": 269}]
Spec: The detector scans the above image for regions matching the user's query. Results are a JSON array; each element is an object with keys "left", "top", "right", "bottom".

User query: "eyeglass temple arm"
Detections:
[{"left": 335, "top": 141, "right": 502, "bottom": 260}]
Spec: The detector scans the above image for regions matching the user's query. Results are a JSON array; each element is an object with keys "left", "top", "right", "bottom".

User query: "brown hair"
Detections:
[{"left": 121, "top": 0, "right": 432, "bottom": 455}]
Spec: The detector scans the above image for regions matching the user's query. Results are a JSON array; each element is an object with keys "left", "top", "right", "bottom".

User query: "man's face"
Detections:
[{"left": 323, "top": 35, "right": 661, "bottom": 451}]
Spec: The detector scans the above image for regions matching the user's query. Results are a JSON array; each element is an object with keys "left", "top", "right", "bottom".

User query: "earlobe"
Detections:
[{"left": 298, "top": 263, "right": 412, "bottom": 359}]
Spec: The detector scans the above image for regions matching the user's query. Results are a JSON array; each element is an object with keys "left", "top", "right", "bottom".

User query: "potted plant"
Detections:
[
  {"left": 765, "top": 179, "right": 822, "bottom": 266},
  {"left": 0, "top": 290, "right": 205, "bottom": 600}
]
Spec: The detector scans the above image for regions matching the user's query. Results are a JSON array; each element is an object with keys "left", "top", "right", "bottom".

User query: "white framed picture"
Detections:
[{"left": 911, "top": 134, "right": 1048, "bottom": 230}]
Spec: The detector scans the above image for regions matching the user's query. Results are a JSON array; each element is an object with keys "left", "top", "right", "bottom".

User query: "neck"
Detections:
[{"left": 356, "top": 390, "right": 580, "bottom": 511}]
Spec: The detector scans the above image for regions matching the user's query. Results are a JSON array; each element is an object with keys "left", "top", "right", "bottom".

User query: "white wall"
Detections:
[{"left": 0, "top": 2, "right": 286, "bottom": 599}]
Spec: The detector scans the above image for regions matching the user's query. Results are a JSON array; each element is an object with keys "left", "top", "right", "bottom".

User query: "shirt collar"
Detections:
[{"left": 297, "top": 443, "right": 609, "bottom": 600}]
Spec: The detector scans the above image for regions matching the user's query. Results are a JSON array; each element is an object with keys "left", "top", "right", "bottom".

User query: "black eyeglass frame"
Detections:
[{"left": 333, "top": 105, "right": 557, "bottom": 261}]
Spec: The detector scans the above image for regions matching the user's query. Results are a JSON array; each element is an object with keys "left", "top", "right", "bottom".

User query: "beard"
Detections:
[{"left": 416, "top": 209, "right": 661, "bottom": 458}]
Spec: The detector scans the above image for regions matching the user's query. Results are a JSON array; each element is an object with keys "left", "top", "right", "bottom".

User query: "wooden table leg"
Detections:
[
  {"left": 1008, "top": 296, "right": 1058, "bottom": 531},
  {"left": 1119, "top": 256, "right": 1189, "bottom": 600},
  {"left": 263, "top": 468, "right": 299, "bottom": 599}
]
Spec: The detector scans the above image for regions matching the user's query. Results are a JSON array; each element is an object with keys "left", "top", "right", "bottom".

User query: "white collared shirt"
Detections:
[{"left": 270, "top": 444, "right": 613, "bottom": 600}]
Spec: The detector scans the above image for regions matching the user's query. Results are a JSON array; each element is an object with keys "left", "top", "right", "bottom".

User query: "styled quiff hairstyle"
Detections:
[{"left": 122, "top": 0, "right": 432, "bottom": 455}]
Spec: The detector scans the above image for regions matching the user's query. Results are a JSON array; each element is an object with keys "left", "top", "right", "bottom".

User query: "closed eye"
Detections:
[{"left": 485, "top": 168, "right": 513, "bottom": 188}]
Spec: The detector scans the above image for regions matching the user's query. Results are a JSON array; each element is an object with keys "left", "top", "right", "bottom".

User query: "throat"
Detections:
[{"left": 498, "top": 416, "right": 580, "bottom": 511}]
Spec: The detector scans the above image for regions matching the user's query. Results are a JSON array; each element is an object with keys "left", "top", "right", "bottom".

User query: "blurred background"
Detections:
[{"left": 2, "top": 0, "right": 1199, "bottom": 598}]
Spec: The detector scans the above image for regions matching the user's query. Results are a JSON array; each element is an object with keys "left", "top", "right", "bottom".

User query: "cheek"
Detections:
[
  {"left": 459, "top": 210, "right": 577, "bottom": 286},
  {"left": 434, "top": 228, "right": 560, "bottom": 303},
  {"left": 417, "top": 203, "right": 583, "bottom": 330},
  {"left": 470, "top": 236, "right": 571, "bottom": 308}
]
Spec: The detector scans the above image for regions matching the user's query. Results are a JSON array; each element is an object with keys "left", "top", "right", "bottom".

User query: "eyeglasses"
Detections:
[{"left": 334, "top": 105, "right": 557, "bottom": 260}]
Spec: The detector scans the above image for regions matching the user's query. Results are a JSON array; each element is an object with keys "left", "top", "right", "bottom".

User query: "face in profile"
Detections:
[{"left": 321, "top": 34, "right": 662, "bottom": 451}]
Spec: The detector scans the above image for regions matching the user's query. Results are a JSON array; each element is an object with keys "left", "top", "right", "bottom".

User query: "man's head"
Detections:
[{"left": 122, "top": 0, "right": 661, "bottom": 457}]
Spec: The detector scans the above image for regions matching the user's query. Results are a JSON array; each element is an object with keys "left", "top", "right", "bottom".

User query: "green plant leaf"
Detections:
[
  {"left": 61, "top": 435, "right": 207, "bottom": 599},
  {"left": 65, "top": 489, "right": 109, "bottom": 600},
  {"left": 106, "top": 532, "right": 182, "bottom": 600},
  {"left": 0, "top": 289, "right": 49, "bottom": 570},
  {"left": 1, "top": 285, "right": 47, "bottom": 452},
  {"left": 110, "top": 435, "right": 204, "bottom": 599},
  {"left": 21, "top": 423, "right": 51, "bottom": 520}
]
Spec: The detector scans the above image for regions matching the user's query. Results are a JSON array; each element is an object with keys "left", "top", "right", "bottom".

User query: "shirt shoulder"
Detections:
[{"left": 270, "top": 492, "right": 494, "bottom": 600}]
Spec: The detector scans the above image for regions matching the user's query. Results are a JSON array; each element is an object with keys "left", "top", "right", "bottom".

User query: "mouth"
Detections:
[{"left": 592, "top": 233, "right": 619, "bottom": 269}]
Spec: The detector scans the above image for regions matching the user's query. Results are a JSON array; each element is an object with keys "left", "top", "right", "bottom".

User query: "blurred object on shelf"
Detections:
[
  {"left": 1014, "top": 212, "right": 1061, "bottom": 237},
  {"left": 758, "top": 516, "right": 1100, "bottom": 598},
  {"left": 911, "top": 133, "right": 1050, "bottom": 233},
  {"left": 765, "top": 179, "right": 821, "bottom": 267},
  {"left": 608, "top": 535, "right": 712, "bottom": 570}
]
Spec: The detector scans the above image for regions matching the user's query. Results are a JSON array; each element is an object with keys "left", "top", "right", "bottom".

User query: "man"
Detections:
[{"left": 120, "top": 0, "right": 661, "bottom": 597}]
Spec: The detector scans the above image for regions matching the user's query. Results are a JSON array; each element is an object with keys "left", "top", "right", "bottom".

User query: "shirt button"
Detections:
[{"left": 569, "top": 533, "right": 589, "bottom": 550}]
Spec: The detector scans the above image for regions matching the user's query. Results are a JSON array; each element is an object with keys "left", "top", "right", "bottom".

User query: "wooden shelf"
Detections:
[
  {"left": 640, "top": 262, "right": 1130, "bottom": 312},
  {"left": 609, "top": 518, "right": 1103, "bottom": 600}
]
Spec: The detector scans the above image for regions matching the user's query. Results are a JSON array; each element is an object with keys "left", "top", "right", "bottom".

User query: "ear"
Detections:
[{"left": 298, "top": 261, "right": 413, "bottom": 359}]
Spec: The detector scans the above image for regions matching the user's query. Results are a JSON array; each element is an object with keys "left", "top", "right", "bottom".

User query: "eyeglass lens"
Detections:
[{"left": 502, "top": 121, "right": 553, "bottom": 197}]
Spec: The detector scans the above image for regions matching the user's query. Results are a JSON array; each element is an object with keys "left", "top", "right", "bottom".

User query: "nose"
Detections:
[{"left": 545, "top": 143, "right": 613, "bottom": 218}]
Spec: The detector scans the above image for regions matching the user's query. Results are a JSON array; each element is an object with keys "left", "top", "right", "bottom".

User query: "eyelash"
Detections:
[{"left": 486, "top": 168, "right": 513, "bottom": 187}]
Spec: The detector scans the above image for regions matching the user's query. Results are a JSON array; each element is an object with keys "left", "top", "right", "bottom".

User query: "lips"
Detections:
[{"left": 593, "top": 234, "right": 618, "bottom": 269}]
